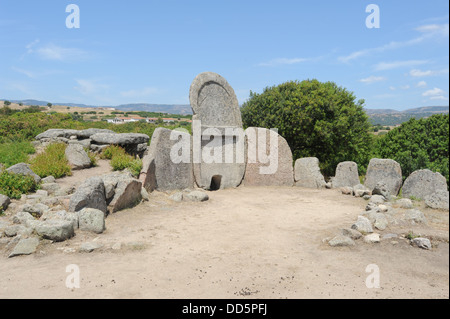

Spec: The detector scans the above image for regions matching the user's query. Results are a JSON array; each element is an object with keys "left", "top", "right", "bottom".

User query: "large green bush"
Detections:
[
  {"left": 241, "top": 79, "right": 373, "bottom": 176},
  {"left": 374, "top": 114, "right": 449, "bottom": 184},
  {"left": 0, "top": 142, "right": 35, "bottom": 168}
]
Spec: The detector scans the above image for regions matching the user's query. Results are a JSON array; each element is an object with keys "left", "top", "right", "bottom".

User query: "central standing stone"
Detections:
[{"left": 189, "top": 72, "right": 246, "bottom": 190}]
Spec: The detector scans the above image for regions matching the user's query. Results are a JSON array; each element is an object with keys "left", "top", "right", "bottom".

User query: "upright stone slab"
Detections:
[
  {"left": 402, "top": 169, "right": 448, "bottom": 200},
  {"left": 65, "top": 144, "right": 91, "bottom": 170},
  {"left": 294, "top": 157, "right": 326, "bottom": 188},
  {"left": 243, "top": 127, "right": 294, "bottom": 186},
  {"left": 332, "top": 161, "right": 360, "bottom": 188},
  {"left": 190, "top": 72, "right": 246, "bottom": 190},
  {"left": 364, "top": 158, "right": 402, "bottom": 196},
  {"left": 140, "top": 127, "right": 194, "bottom": 192}
]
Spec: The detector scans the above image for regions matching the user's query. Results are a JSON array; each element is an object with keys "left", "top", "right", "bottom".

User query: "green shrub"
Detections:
[
  {"left": 100, "top": 145, "right": 127, "bottom": 160},
  {"left": 241, "top": 79, "right": 373, "bottom": 177},
  {"left": 374, "top": 114, "right": 449, "bottom": 185},
  {"left": 104, "top": 146, "right": 142, "bottom": 177},
  {"left": 0, "top": 142, "right": 35, "bottom": 168},
  {"left": 87, "top": 150, "right": 97, "bottom": 167},
  {"left": 0, "top": 171, "right": 38, "bottom": 199},
  {"left": 30, "top": 143, "right": 72, "bottom": 178}
]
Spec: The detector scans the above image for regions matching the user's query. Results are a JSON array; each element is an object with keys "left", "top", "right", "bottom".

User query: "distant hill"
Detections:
[
  {"left": 4, "top": 99, "right": 193, "bottom": 115},
  {"left": 365, "top": 106, "right": 449, "bottom": 126}
]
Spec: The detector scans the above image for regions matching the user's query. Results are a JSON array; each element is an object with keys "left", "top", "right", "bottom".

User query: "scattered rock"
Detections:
[
  {"left": 4, "top": 225, "right": 31, "bottom": 237},
  {"left": 353, "top": 184, "right": 371, "bottom": 197},
  {"left": 369, "top": 195, "right": 386, "bottom": 205},
  {"left": 374, "top": 213, "right": 388, "bottom": 231},
  {"left": 411, "top": 238, "right": 432, "bottom": 250},
  {"left": 78, "top": 208, "right": 105, "bottom": 234},
  {"left": 91, "top": 133, "right": 150, "bottom": 146},
  {"left": 0, "top": 194, "right": 11, "bottom": 211},
  {"left": 294, "top": 157, "right": 326, "bottom": 189},
  {"left": 185, "top": 190, "right": 209, "bottom": 202},
  {"left": 340, "top": 187, "right": 353, "bottom": 195},
  {"left": 12, "top": 212, "right": 35, "bottom": 225},
  {"left": 372, "top": 182, "right": 390, "bottom": 199},
  {"left": 36, "top": 190, "right": 49, "bottom": 197},
  {"left": 341, "top": 228, "right": 363, "bottom": 240},
  {"left": 111, "top": 242, "right": 122, "bottom": 250},
  {"left": 8, "top": 237, "right": 40, "bottom": 258},
  {"left": 364, "top": 233, "right": 380, "bottom": 244},
  {"left": 404, "top": 209, "right": 427, "bottom": 224},
  {"left": 328, "top": 235, "right": 355, "bottom": 247},
  {"left": 141, "top": 187, "right": 149, "bottom": 202},
  {"left": 35, "top": 220, "right": 75, "bottom": 242},
  {"left": 351, "top": 216, "right": 373, "bottom": 234},
  {"left": 41, "top": 176, "right": 56, "bottom": 184},
  {"left": 364, "top": 158, "right": 402, "bottom": 196},
  {"left": 69, "top": 177, "right": 107, "bottom": 213},
  {"left": 6, "top": 163, "right": 41, "bottom": 184},
  {"left": 65, "top": 143, "right": 91, "bottom": 170},
  {"left": 108, "top": 177, "right": 142, "bottom": 213},
  {"left": 21, "top": 203, "right": 49, "bottom": 218},
  {"left": 40, "top": 183, "right": 61, "bottom": 195},
  {"left": 395, "top": 198, "right": 413, "bottom": 209},
  {"left": 79, "top": 242, "right": 103, "bottom": 253},
  {"left": 382, "top": 233, "right": 398, "bottom": 239},
  {"left": 402, "top": 169, "right": 448, "bottom": 200},
  {"left": 169, "top": 192, "right": 183, "bottom": 202},
  {"left": 378, "top": 204, "right": 388, "bottom": 212}
]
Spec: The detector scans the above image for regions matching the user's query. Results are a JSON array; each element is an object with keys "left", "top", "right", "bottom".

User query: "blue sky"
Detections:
[{"left": 0, "top": 0, "right": 448, "bottom": 110}]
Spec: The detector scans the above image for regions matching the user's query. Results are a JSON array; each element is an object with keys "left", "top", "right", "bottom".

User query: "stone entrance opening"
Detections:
[{"left": 210, "top": 175, "right": 222, "bottom": 191}]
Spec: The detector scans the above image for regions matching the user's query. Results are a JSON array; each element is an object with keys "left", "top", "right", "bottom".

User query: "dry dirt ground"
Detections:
[{"left": 0, "top": 168, "right": 448, "bottom": 299}]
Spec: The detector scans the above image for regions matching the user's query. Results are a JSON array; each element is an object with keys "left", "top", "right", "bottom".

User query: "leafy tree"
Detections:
[
  {"left": 374, "top": 114, "right": 449, "bottom": 184},
  {"left": 47, "top": 103, "right": 52, "bottom": 108},
  {"left": 3, "top": 101, "right": 11, "bottom": 106},
  {"left": 241, "top": 79, "right": 372, "bottom": 176}
]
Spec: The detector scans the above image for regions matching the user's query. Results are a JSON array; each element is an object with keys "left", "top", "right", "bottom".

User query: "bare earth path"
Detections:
[{"left": 0, "top": 186, "right": 448, "bottom": 299}]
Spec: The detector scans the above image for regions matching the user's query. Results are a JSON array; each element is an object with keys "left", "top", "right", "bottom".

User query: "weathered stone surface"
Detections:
[
  {"left": 328, "top": 235, "right": 355, "bottom": 247},
  {"left": 35, "top": 129, "right": 79, "bottom": 140},
  {"left": 91, "top": 133, "right": 150, "bottom": 145},
  {"left": 341, "top": 186, "right": 353, "bottom": 195},
  {"left": 21, "top": 203, "right": 49, "bottom": 217},
  {"left": 185, "top": 190, "right": 209, "bottom": 202},
  {"left": 294, "top": 157, "right": 326, "bottom": 188},
  {"left": 374, "top": 213, "right": 388, "bottom": 231},
  {"left": 4, "top": 225, "right": 31, "bottom": 237},
  {"left": 68, "top": 177, "right": 107, "bottom": 213},
  {"left": 77, "top": 128, "right": 115, "bottom": 139},
  {"left": 6, "top": 163, "right": 41, "bottom": 184},
  {"left": 8, "top": 237, "right": 40, "bottom": 258},
  {"left": 243, "top": 127, "right": 294, "bottom": 187},
  {"left": 353, "top": 184, "right": 371, "bottom": 197},
  {"left": 41, "top": 176, "right": 56, "bottom": 184},
  {"left": 402, "top": 169, "right": 448, "bottom": 200},
  {"left": 372, "top": 182, "right": 390, "bottom": 199},
  {"left": 364, "top": 233, "right": 381, "bottom": 244},
  {"left": 80, "top": 242, "right": 103, "bottom": 253},
  {"left": 140, "top": 128, "right": 194, "bottom": 192},
  {"left": 190, "top": 72, "right": 246, "bottom": 190},
  {"left": 169, "top": 192, "right": 183, "bottom": 202},
  {"left": 65, "top": 144, "right": 91, "bottom": 170},
  {"left": 332, "top": 161, "right": 360, "bottom": 188},
  {"left": 341, "top": 228, "right": 363, "bottom": 240},
  {"left": 369, "top": 194, "right": 386, "bottom": 205},
  {"left": 35, "top": 220, "right": 74, "bottom": 242},
  {"left": 395, "top": 198, "right": 413, "bottom": 209},
  {"left": 68, "top": 139, "right": 91, "bottom": 149},
  {"left": 12, "top": 212, "right": 35, "bottom": 225},
  {"left": 351, "top": 216, "right": 373, "bottom": 234},
  {"left": 411, "top": 238, "right": 432, "bottom": 250},
  {"left": 40, "top": 183, "right": 61, "bottom": 195},
  {"left": 0, "top": 194, "right": 10, "bottom": 211},
  {"left": 425, "top": 190, "right": 449, "bottom": 211},
  {"left": 364, "top": 158, "right": 402, "bottom": 196},
  {"left": 108, "top": 178, "right": 142, "bottom": 213},
  {"left": 101, "top": 171, "right": 133, "bottom": 201},
  {"left": 404, "top": 209, "right": 427, "bottom": 224},
  {"left": 78, "top": 208, "right": 105, "bottom": 234}
]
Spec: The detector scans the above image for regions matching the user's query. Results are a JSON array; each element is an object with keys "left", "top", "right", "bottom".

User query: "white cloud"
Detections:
[
  {"left": 429, "top": 95, "right": 449, "bottom": 101},
  {"left": 410, "top": 68, "right": 449, "bottom": 77},
  {"left": 120, "top": 87, "right": 159, "bottom": 98},
  {"left": 258, "top": 57, "right": 310, "bottom": 67},
  {"left": 389, "top": 86, "right": 396, "bottom": 91},
  {"left": 37, "top": 44, "right": 87, "bottom": 61},
  {"left": 416, "top": 81, "right": 427, "bottom": 88},
  {"left": 422, "top": 88, "right": 445, "bottom": 97},
  {"left": 374, "top": 60, "right": 428, "bottom": 71},
  {"left": 359, "top": 76, "right": 386, "bottom": 84},
  {"left": 74, "top": 79, "right": 109, "bottom": 95},
  {"left": 11, "top": 67, "right": 35, "bottom": 78},
  {"left": 415, "top": 23, "right": 449, "bottom": 35},
  {"left": 399, "top": 85, "right": 410, "bottom": 90}
]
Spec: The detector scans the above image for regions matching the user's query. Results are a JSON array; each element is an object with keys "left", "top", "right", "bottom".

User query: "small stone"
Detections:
[
  {"left": 12, "top": 212, "right": 35, "bottom": 225},
  {"left": 382, "top": 233, "right": 398, "bottom": 239},
  {"left": 411, "top": 238, "right": 432, "bottom": 250},
  {"left": 185, "top": 191, "right": 209, "bottom": 202},
  {"left": 374, "top": 213, "right": 388, "bottom": 231},
  {"left": 78, "top": 208, "right": 105, "bottom": 234},
  {"left": 364, "top": 233, "right": 380, "bottom": 244},
  {"left": 41, "top": 176, "right": 56, "bottom": 184},
  {"left": 378, "top": 204, "right": 388, "bottom": 212},
  {"left": 369, "top": 195, "right": 386, "bottom": 205},
  {"left": 340, "top": 187, "right": 353, "bottom": 195},
  {"left": 169, "top": 192, "right": 183, "bottom": 202},
  {"left": 79, "top": 242, "right": 103, "bottom": 253},
  {"left": 36, "top": 190, "right": 49, "bottom": 197},
  {"left": 112, "top": 242, "right": 122, "bottom": 250},
  {"left": 328, "top": 235, "right": 355, "bottom": 247},
  {"left": 395, "top": 198, "right": 413, "bottom": 209},
  {"left": 351, "top": 216, "right": 373, "bottom": 234},
  {"left": 8, "top": 237, "right": 40, "bottom": 258},
  {"left": 341, "top": 228, "right": 363, "bottom": 240},
  {"left": 405, "top": 209, "right": 427, "bottom": 224}
]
